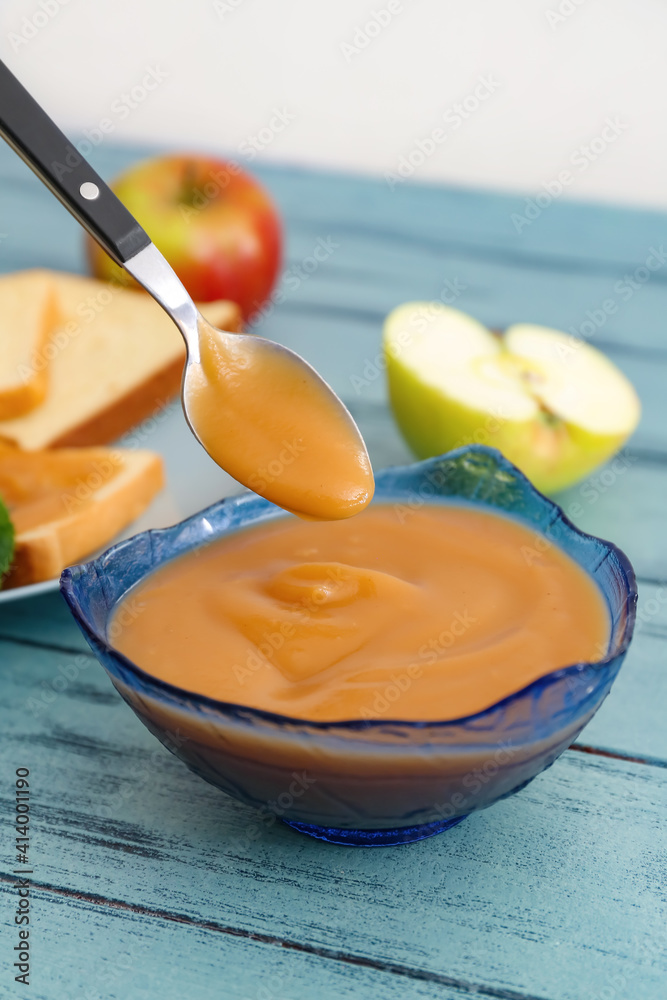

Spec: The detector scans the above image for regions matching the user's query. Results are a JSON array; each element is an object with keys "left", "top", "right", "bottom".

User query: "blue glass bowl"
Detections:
[{"left": 60, "top": 446, "right": 637, "bottom": 847}]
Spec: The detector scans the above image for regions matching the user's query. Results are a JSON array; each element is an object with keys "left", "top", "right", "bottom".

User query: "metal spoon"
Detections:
[{"left": 0, "top": 60, "right": 372, "bottom": 516}]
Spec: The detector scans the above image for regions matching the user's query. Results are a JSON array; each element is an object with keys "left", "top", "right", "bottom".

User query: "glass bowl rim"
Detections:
[{"left": 60, "top": 445, "right": 638, "bottom": 735}]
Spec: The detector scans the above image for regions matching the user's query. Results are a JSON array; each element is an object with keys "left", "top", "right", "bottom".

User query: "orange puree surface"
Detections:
[
  {"left": 112, "top": 504, "right": 610, "bottom": 722},
  {"left": 184, "top": 323, "right": 374, "bottom": 519},
  {"left": 0, "top": 443, "right": 121, "bottom": 533}
]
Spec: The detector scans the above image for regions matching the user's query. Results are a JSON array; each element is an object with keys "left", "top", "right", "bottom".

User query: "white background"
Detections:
[{"left": 0, "top": 0, "right": 665, "bottom": 209}]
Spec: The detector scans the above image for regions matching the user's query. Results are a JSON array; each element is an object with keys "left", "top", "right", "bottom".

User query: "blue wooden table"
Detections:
[{"left": 1, "top": 144, "right": 666, "bottom": 1000}]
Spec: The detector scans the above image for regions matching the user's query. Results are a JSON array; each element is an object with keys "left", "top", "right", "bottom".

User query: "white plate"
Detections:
[{"left": 0, "top": 402, "right": 244, "bottom": 604}]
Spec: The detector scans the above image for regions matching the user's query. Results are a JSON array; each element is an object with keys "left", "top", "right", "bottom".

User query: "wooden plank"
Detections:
[
  {"left": 0, "top": 141, "right": 642, "bottom": 264},
  {"left": 557, "top": 453, "right": 667, "bottom": 581},
  {"left": 579, "top": 582, "right": 667, "bottom": 762},
  {"left": 267, "top": 226, "right": 667, "bottom": 356},
  {"left": 257, "top": 162, "right": 667, "bottom": 271},
  {"left": 4, "top": 145, "right": 667, "bottom": 358},
  {"left": 56, "top": 144, "right": 667, "bottom": 267},
  {"left": 0, "top": 885, "right": 477, "bottom": 1000},
  {"left": 0, "top": 641, "right": 665, "bottom": 1000},
  {"left": 0, "top": 595, "right": 86, "bottom": 653}
]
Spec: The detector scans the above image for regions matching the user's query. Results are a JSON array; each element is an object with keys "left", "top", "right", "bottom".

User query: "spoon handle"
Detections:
[{"left": 0, "top": 59, "right": 150, "bottom": 265}]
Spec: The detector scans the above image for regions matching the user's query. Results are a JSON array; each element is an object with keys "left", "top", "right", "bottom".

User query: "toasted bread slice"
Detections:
[
  {"left": 0, "top": 441, "right": 164, "bottom": 587},
  {"left": 0, "top": 271, "right": 242, "bottom": 450},
  {"left": 0, "top": 271, "right": 61, "bottom": 420}
]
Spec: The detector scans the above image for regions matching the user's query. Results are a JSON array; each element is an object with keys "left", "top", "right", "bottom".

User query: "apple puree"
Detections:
[
  {"left": 184, "top": 322, "right": 374, "bottom": 520},
  {"left": 112, "top": 504, "right": 610, "bottom": 722},
  {"left": 0, "top": 442, "right": 122, "bottom": 533}
]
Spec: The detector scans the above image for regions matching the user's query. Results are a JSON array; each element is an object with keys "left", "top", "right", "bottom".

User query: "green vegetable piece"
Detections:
[{"left": 0, "top": 497, "right": 15, "bottom": 587}]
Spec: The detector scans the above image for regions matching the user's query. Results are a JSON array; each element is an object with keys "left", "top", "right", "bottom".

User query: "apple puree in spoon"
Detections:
[{"left": 184, "top": 320, "right": 374, "bottom": 520}]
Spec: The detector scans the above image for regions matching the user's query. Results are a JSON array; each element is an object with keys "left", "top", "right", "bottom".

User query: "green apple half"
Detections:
[{"left": 383, "top": 302, "right": 641, "bottom": 494}]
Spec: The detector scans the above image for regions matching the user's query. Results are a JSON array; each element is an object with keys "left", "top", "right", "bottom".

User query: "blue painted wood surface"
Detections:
[{"left": 1, "top": 143, "right": 666, "bottom": 1000}]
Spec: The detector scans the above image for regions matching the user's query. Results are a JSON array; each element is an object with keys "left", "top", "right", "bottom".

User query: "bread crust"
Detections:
[
  {"left": 49, "top": 355, "right": 185, "bottom": 448},
  {"left": 0, "top": 283, "right": 61, "bottom": 419},
  {"left": 45, "top": 299, "right": 243, "bottom": 448},
  {"left": 0, "top": 289, "right": 242, "bottom": 451}
]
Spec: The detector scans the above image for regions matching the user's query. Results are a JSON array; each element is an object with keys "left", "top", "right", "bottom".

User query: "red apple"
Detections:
[{"left": 87, "top": 154, "right": 282, "bottom": 322}]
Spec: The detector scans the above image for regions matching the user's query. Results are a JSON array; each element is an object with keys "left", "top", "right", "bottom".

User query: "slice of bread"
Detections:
[
  {"left": 0, "top": 270, "right": 61, "bottom": 420},
  {"left": 0, "top": 441, "right": 164, "bottom": 588},
  {"left": 0, "top": 271, "right": 242, "bottom": 450}
]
